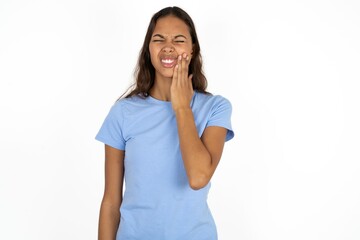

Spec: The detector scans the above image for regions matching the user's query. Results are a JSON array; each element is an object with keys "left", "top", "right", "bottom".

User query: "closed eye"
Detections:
[{"left": 174, "top": 34, "right": 187, "bottom": 43}]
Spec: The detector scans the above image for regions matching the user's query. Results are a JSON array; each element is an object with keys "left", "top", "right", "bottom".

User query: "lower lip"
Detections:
[{"left": 161, "top": 60, "right": 176, "bottom": 68}]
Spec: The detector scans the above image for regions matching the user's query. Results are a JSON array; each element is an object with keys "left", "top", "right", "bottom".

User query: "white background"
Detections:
[{"left": 1, "top": 0, "right": 359, "bottom": 239}]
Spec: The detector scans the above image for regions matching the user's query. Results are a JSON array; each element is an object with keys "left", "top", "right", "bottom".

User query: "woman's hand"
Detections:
[{"left": 170, "top": 52, "right": 193, "bottom": 111}]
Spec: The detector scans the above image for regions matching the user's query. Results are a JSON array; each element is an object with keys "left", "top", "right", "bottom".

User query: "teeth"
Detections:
[{"left": 161, "top": 59, "right": 174, "bottom": 64}]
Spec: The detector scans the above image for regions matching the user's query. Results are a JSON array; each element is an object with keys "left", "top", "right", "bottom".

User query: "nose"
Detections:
[{"left": 162, "top": 44, "right": 175, "bottom": 53}]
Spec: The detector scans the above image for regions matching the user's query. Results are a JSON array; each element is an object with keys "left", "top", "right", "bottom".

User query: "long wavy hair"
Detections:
[{"left": 121, "top": 6, "right": 209, "bottom": 99}]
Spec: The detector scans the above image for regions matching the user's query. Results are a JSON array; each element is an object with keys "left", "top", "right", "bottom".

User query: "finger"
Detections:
[
  {"left": 182, "top": 53, "right": 188, "bottom": 77},
  {"left": 177, "top": 54, "right": 183, "bottom": 86},
  {"left": 180, "top": 53, "right": 189, "bottom": 86},
  {"left": 172, "top": 63, "right": 179, "bottom": 87},
  {"left": 188, "top": 74, "right": 194, "bottom": 90}
]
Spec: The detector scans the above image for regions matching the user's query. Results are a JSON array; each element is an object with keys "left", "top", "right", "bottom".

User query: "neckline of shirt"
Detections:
[
  {"left": 146, "top": 92, "right": 197, "bottom": 105},
  {"left": 146, "top": 95, "right": 172, "bottom": 105}
]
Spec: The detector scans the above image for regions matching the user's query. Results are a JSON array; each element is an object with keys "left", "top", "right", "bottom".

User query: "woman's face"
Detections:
[{"left": 149, "top": 15, "right": 193, "bottom": 80}]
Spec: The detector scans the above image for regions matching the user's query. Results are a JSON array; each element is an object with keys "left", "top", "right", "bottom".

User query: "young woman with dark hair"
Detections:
[{"left": 96, "top": 6, "right": 234, "bottom": 240}]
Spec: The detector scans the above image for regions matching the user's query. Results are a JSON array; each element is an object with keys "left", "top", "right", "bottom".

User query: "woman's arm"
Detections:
[
  {"left": 175, "top": 109, "right": 227, "bottom": 190},
  {"left": 98, "top": 145, "right": 125, "bottom": 240},
  {"left": 171, "top": 53, "right": 228, "bottom": 190}
]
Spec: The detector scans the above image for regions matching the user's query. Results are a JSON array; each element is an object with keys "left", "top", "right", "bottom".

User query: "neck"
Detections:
[{"left": 149, "top": 76, "right": 172, "bottom": 101}]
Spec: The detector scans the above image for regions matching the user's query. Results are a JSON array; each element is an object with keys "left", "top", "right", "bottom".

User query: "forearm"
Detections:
[
  {"left": 175, "top": 107, "right": 212, "bottom": 189},
  {"left": 98, "top": 201, "right": 121, "bottom": 240}
]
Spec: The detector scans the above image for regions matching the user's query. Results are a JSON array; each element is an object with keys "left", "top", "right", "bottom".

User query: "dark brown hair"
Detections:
[{"left": 121, "top": 6, "right": 209, "bottom": 99}]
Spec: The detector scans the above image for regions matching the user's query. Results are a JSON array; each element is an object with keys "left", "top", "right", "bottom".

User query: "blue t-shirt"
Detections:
[{"left": 96, "top": 91, "right": 234, "bottom": 240}]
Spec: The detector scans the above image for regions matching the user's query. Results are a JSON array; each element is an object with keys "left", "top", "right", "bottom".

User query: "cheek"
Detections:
[
  {"left": 149, "top": 45, "right": 155, "bottom": 57},
  {"left": 148, "top": 46, "right": 158, "bottom": 65},
  {"left": 177, "top": 45, "right": 193, "bottom": 56},
  {"left": 149, "top": 55, "right": 158, "bottom": 68}
]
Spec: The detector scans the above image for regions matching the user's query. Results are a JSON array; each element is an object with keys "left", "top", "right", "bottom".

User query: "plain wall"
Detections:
[{"left": 0, "top": 0, "right": 359, "bottom": 239}]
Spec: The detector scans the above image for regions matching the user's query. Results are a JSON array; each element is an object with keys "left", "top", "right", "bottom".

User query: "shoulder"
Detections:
[
  {"left": 111, "top": 95, "right": 148, "bottom": 113},
  {"left": 193, "top": 91, "right": 232, "bottom": 109}
]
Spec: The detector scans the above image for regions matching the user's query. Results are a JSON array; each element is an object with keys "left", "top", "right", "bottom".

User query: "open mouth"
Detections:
[{"left": 160, "top": 56, "right": 177, "bottom": 68}]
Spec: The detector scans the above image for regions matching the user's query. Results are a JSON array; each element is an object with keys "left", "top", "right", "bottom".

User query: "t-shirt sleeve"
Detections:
[
  {"left": 206, "top": 96, "right": 235, "bottom": 142},
  {"left": 95, "top": 102, "right": 126, "bottom": 150}
]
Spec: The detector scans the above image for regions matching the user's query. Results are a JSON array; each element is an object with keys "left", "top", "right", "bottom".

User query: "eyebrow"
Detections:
[
  {"left": 152, "top": 34, "right": 165, "bottom": 39},
  {"left": 152, "top": 34, "right": 187, "bottom": 39}
]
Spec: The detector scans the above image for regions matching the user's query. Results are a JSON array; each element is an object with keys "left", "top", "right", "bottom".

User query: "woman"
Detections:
[{"left": 96, "top": 6, "right": 234, "bottom": 240}]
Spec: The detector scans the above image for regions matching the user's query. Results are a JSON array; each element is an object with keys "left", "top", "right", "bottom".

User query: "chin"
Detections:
[
  {"left": 164, "top": 73, "right": 174, "bottom": 78},
  {"left": 158, "top": 69, "right": 174, "bottom": 79}
]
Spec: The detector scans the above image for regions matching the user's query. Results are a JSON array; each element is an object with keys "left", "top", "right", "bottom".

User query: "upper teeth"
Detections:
[{"left": 162, "top": 59, "right": 174, "bottom": 63}]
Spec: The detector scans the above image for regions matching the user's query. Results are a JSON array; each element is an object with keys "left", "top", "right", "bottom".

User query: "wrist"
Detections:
[{"left": 173, "top": 106, "right": 192, "bottom": 115}]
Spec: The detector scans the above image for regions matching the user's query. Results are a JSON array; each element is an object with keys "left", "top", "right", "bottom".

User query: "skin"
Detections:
[
  {"left": 98, "top": 15, "right": 228, "bottom": 239},
  {"left": 98, "top": 145, "right": 124, "bottom": 240}
]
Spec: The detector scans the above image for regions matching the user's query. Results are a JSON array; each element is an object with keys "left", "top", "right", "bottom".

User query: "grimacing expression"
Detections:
[{"left": 149, "top": 16, "right": 193, "bottom": 80}]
